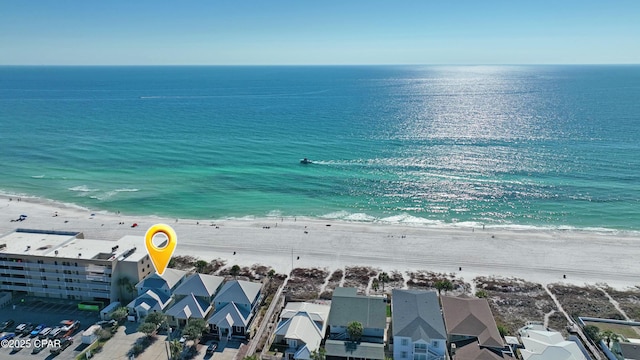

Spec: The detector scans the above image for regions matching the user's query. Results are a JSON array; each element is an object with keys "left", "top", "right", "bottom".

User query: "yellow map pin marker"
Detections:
[{"left": 145, "top": 224, "right": 177, "bottom": 276}]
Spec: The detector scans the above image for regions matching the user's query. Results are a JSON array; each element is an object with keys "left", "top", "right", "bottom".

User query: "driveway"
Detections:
[{"left": 90, "top": 322, "right": 168, "bottom": 360}]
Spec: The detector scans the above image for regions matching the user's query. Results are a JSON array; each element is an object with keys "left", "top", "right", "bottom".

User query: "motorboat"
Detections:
[{"left": 300, "top": 158, "right": 313, "bottom": 164}]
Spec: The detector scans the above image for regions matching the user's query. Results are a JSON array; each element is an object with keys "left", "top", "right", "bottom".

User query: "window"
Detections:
[
  {"left": 432, "top": 341, "right": 438, "bottom": 348},
  {"left": 401, "top": 351, "right": 408, "bottom": 358},
  {"left": 415, "top": 343, "right": 427, "bottom": 352},
  {"left": 234, "top": 326, "right": 243, "bottom": 333},
  {"left": 401, "top": 339, "right": 409, "bottom": 346}
]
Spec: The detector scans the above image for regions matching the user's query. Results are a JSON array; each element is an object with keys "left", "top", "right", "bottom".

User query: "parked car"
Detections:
[
  {"left": 39, "top": 327, "right": 52, "bottom": 338},
  {"left": 23, "top": 323, "right": 35, "bottom": 335},
  {"left": 30, "top": 324, "right": 46, "bottom": 337},
  {"left": 0, "top": 319, "right": 14, "bottom": 331},
  {"left": 14, "top": 323, "right": 27, "bottom": 333},
  {"left": 206, "top": 343, "right": 218, "bottom": 354},
  {"left": 50, "top": 337, "right": 73, "bottom": 355},
  {"left": 0, "top": 332, "right": 16, "bottom": 341},
  {"left": 60, "top": 320, "right": 81, "bottom": 336},
  {"left": 48, "top": 327, "right": 62, "bottom": 339},
  {"left": 32, "top": 343, "right": 46, "bottom": 354},
  {"left": 96, "top": 319, "right": 117, "bottom": 327}
]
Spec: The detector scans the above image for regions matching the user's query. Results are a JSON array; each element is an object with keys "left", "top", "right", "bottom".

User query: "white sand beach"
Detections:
[{"left": 1, "top": 194, "right": 638, "bottom": 289}]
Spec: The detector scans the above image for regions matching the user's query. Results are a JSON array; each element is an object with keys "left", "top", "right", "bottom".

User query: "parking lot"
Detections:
[
  {"left": 0, "top": 296, "right": 246, "bottom": 360},
  {"left": 0, "top": 296, "right": 100, "bottom": 360}
]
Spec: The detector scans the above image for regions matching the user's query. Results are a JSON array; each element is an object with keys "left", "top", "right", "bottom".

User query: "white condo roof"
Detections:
[{"left": 0, "top": 229, "right": 147, "bottom": 262}]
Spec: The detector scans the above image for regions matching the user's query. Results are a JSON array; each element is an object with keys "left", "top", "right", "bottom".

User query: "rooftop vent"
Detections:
[
  {"left": 54, "top": 250, "right": 58, "bottom": 256},
  {"left": 0, "top": 244, "right": 6, "bottom": 251},
  {"left": 121, "top": 247, "right": 137, "bottom": 259},
  {"left": 111, "top": 245, "right": 119, "bottom": 252},
  {"left": 78, "top": 253, "right": 82, "bottom": 258},
  {"left": 26, "top": 245, "right": 31, "bottom": 251}
]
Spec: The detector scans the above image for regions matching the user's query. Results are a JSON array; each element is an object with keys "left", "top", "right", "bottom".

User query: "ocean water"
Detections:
[{"left": 1, "top": 65, "right": 639, "bottom": 231}]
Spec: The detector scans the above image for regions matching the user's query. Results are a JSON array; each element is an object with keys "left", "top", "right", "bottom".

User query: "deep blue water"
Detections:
[{"left": 1, "top": 65, "right": 639, "bottom": 230}]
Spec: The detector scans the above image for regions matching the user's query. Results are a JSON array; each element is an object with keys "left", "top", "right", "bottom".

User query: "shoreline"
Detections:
[
  {"left": 1, "top": 191, "right": 637, "bottom": 236},
  {"left": 1, "top": 193, "right": 639, "bottom": 290}
]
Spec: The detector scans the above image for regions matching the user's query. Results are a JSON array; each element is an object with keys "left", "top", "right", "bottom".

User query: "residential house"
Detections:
[
  {"left": 518, "top": 326, "right": 587, "bottom": 360},
  {"left": 165, "top": 293, "right": 213, "bottom": 328},
  {"left": 135, "top": 268, "right": 187, "bottom": 299},
  {"left": 392, "top": 290, "right": 447, "bottom": 360},
  {"left": 274, "top": 302, "right": 331, "bottom": 360},
  {"left": 127, "top": 289, "right": 172, "bottom": 321},
  {"left": 441, "top": 296, "right": 514, "bottom": 360},
  {"left": 172, "top": 273, "right": 224, "bottom": 303},
  {"left": 127, "top": 267, "right": 187, "bottom": 321},
  {"left": 325, "top": 287, "right": 386, "bottom": 360},
  {"left": 207, "top": 280, "right": 262, "bottom": 339}
]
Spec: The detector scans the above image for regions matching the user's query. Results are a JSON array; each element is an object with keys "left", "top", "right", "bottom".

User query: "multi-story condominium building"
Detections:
[{"left": 0, "top": 228, "right": 154, "bottom": 303}]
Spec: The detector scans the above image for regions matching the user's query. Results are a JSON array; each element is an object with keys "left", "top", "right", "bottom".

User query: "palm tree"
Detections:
[
  {"left": 347, "top": 321, "right": 363, "bottom": 341},
  {"left": 601, "top": 330, "right": 620, "bottom": 348},
  {"left": 183, "top": 319, "right": 207, "bottom": 347},
  {"left": 372, "top": 278, "right": 379, "bottom": 292},
  {"left": 435, "top": 279, "right": 453, "bottom": 295},
  {"left": 230, "top": 265, "right": 241, "bottom": 279},
  {"left": 169, "top": 339, "right": 183, "bottom": 360},
  {"left": 117, "top": 277, "right": 135, "bottom": 302},
  {"left": 138, "top": 322, "right": 157, "bottom": 338},
  {"left": 378, "top": 272, "right": 390, "bottom": 293},
  {"left": 110, "top": 307, "right": 129, "bottom": 323},
  {"left": 310, "top": 348, "right": 326, "bottom": 360},
  {"left": 195, "top": 260, "right": 208, "bottom": 273},
  {"left": 145, "top": 312, "right": 166, "bottom": 327}
]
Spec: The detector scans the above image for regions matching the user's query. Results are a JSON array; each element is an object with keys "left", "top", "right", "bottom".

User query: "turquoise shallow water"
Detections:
[{"left": 0, "top": 65, "right": 639, "bottom": 230}]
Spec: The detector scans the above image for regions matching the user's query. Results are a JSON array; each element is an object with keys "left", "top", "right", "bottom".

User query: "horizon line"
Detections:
[{"left": 1, "top": 63, "right": 639, "bottom": 67}]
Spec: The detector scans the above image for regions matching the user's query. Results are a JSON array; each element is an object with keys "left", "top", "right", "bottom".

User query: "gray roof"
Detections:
[
  {"left": 127, "top": 289, "right": 171, "bottom": 312},
  {"left": 136, "top": 268, "right": 187, "bottom": 291},
  {"left": 214, "top": 280, "right": 262, "bottom": 306},
  {"left": 392, "top": 289, "right": 446, "bottom": 341},
  {"left": 454, "top": 342, "right": 515, "bottom": 360},
  {"left": 441, "top": 296, "right": 504, "bottom": 349},
  {"left": 619, "top": 342, "right": 640, "bottom": 360},
  {"left": 281, "top": 302, "right": 331, "bottom": 324},
  {"left": 275, "top": 312, "right": 324, "bottom": 352},
  {"left": 173, "top": 273, "right": 224, "bottom": 299},
  {"left": 207, "top": 302, "right": 250, "bottom": 328},
  {"left": 165, "top": 293, "right": 212, "bottom": 320},
  {"left": 328, "top": 287, "right": 386, "bottom": 329},
  {"left": 324, "top": 339, "right": 385, "bottom": 360}
]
